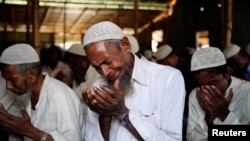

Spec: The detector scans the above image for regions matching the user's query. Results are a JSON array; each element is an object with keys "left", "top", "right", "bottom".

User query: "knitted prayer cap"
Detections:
[
  {"left": 0, "top": 43, "right": 39, "bottom": 64},
  {"left": 223, "top": 44, "right": 241, "bottom": 59},
  {"left": 83, "top": 21, "right": 125, "bottom": 47},
  {"left": 191, "top": 47, "right": 226, "bottom": 71},
  {"left": 67, "top": 43, "right": 86, "bottom": 56},
  {"left": 156, "top": 44, "right": 173, "bottom": 61},
  {"left": 126, "top": 34, "right": 139, "bottom": 54}
]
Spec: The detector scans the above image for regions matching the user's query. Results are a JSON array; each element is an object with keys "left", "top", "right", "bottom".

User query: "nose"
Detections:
[
  {"left": 6, "top": 81, "right": 14, "bottom": 90},
  {"left": 100, "top": 65, "right": 109, "bottom": 78}
]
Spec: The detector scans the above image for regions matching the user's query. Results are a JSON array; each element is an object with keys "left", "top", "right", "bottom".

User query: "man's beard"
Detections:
[
  {"left": 108, "top": 65, "right": 133, "bottom": 95},
  {"left": 16, "top": 79, "right": 32, "bottom": 107},
  {"left": 16, "top": 92, "right": 31, "bottom": 107}
]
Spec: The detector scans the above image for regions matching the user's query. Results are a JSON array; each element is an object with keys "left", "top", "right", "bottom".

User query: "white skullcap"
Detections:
[
  {"left": 83, "top": 21, "right": 125, "bottom": 47},
  {"left": 191, "top": 47, "right": 226, "bottom": 71},
  {"left": 67, "top": 43, "right": 86, "bottom": 56},
  {"left": 144, "top": 49, "right": 153, "bottom": 59},
  {"left": 126, "top": 35, "right": 139, "bottom": 54},
  {"left": 156, "top": 44, "right": 173, "bottom": 61},
  {"left": 0, "top": 43, "right": 39, "bottom": 64},
  {"left": 223, "top": 44, "right": 241, "bottom": 59}
]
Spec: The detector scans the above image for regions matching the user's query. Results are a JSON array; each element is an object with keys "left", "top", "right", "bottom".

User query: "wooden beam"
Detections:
[
  {"left": 68, "top": 9, "right": 86, "bottom": 33},
  {"left": 32, "top": 0, "right": 40, "bottom": 51},
  {"left": 221, "top": 0, "right": 232, "bottom": 49}
]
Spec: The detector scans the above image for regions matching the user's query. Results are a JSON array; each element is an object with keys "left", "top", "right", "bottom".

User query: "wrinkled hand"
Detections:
[
  {"left": 0, "top": 103, "right": 34, "bottom": 134},
  {"left": 82, "top": 79, "right": 128, "bottom": 119},
  {"left": 196, "top": 85, "right": 233, "bottom": 122}
]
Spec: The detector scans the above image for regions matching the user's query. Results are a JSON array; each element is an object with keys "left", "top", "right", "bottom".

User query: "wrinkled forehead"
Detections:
[{"left": 85, "top": 41, "right": 120, "bottom": 62}]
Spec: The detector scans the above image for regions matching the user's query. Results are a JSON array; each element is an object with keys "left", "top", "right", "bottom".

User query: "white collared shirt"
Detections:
[
  {"left": 85, "top": 54, "right": 186, "bottom": 141},
  {"left": 20, "top": 73, "right": 84, "bottom": 141},
  {"left": 186, "top": 76, "right": 250, "bottom": 141}
]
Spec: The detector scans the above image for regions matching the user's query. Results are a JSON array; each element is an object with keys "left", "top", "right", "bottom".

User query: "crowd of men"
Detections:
[{"left": 0, "top": 21, "right": 249, "bottom": 141}]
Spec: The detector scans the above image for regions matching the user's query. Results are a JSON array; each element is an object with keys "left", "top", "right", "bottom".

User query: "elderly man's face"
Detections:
[
  {"left": 1, "top": 65, "right": 31, "bottom": 95},
  {"left": 85, "top": 39, "right": 133, "bottom": 93}
]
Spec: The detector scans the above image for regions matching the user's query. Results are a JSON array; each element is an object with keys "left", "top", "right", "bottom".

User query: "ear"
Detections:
[
  {"left": 120, "top": 37, "right": 131, "bottom": 53},
  {"left": 26, "top": 69, "right": 38, "bottom": 83},
  {"left": 225, "top": 67, "right": 233, "bottom": 80}
]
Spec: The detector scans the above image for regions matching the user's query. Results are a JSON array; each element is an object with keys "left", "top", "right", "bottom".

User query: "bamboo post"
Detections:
[{"left": 221, "top": 0, "right": 232, "bottom": 49}]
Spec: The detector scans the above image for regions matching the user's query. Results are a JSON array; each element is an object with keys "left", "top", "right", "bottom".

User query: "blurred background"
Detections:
[{"left": 0, "top": 0, "right": 249, "bottom": 56}]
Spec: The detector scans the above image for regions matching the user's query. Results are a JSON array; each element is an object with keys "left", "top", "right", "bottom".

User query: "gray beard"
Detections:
[
  {"left": 16, "top": 92, "right": 31, "bottom": 107},
  {"left": 108, "top": 65, "right": 133, "bottom": 95}
]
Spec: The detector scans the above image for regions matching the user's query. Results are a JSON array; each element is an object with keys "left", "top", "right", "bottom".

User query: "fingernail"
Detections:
[{"left": 92, "top": 99, "right": 97, "bottom": 105}]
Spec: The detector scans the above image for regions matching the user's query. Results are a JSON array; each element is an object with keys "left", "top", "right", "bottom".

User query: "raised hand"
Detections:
[
  {"left": 196, "top": 85, "right": 233, "bottom": 124},
  {"left": 0, "top": 103, "right": 34, "bottom": 135}
]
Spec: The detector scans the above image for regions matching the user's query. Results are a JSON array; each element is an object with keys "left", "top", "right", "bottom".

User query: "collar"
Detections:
[{"left": 131, "top": 54, "right": 148, "bottom": 86}]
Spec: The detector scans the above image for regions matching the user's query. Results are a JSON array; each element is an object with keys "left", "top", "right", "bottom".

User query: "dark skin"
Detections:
[
  {"left": 64, "top": 53, "right": 90, "bottom": 85},
  {"left": 194, "top": 68, "right": 234, "bottom": 125},
  {"left": 82, "top": 37, "right": 144, "bottom": 141},
  {"left": 0, "top": 65, "right": 54, "bottom": 141},
  {"left": 158, "top": 53, "right": 179, "bottom": 68}
]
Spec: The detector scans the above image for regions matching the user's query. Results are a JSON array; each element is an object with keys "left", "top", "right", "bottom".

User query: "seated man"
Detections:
[
  {"left": 0, "top": 43, "right": 84, "bottom": 141},
  {"left": 186, "top": 46, "right": 250, "bottom": 141}
]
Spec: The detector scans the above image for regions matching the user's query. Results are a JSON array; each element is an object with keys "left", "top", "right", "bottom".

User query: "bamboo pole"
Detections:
[{"left": 221, "top": 0, "right": 232, "bottom": 49}]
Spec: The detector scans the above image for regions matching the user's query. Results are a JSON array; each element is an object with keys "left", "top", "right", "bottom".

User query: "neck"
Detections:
[{"left": 31, "top": 74, "right": 45, "bottom": 110}]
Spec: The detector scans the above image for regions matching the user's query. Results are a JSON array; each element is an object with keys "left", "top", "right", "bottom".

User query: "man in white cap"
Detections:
[
  {"left": 42, "top": 45, "right": 73, "bottom": 87},
  {"left": 0, "top": 43, "right": 84, "bottom": 141},
  {"left": 223, "top": 44, "right": 250, "bottom": 81},
  {"left": 186, "top": 46, "right": 250, "bottom": 141},
  {"left": 0, "top": 71, "right": 21, "bottom": 140},
  {"left": 64, "top": 43, "right": 100, "bottom": 100},
  {"left": 82, "top": 21, "right": 186, "bottom": 141},
  {"left": 156, "top": 44, "right": 179, "bottom": 68}
]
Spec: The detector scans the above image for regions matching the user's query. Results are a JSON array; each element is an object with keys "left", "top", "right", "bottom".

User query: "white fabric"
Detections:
[
  {"left": 223, "top": 44, "right": 241, "bottom": 59},
  {"left": 0, "top": 43, "right": 39, "bottom": 64},
  {"left": 18, "top": 74, "right": 84, "bottom": 141},
  {"left": 49, "top": 60, "right": 73, "bottom": 83},
  {"left": 83, "top": 21, "right": 125, "bottom": 47},
  {"left": 67, "top": 43, "right": 86, "bottom": 56},
  {"left": 191, "top": 47, "right": 226, "bottom": 71},
  {"left": 156, "top": 44, "right": 173, "bottom": 61},
  {"left": 72, "top": 65, "right": 100, "bottom": 99},
  {"left": 126, "top": 34, "right": 139, "bottom": 54},
  {"left": 186, "top": 76, "right": 250, "bottom": 141},
  {"left": 143, "top": 49, "right": 153, "bottom": 59},
  {"left": 85, "top": 55, "right": 186, "bottom": 141}
]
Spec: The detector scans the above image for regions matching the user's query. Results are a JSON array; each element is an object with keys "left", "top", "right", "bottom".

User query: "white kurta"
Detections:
[
  {"left": 85, "top": 55, "right": 186, "bottom": 141},
  {"left": 186, "top": 76, "right": 250, "bottom": 141},
  {"left": 16, "top": 74, "right": 84, "bottom": 141}
]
